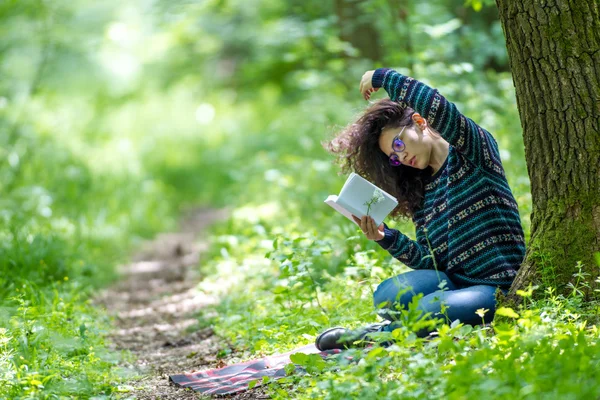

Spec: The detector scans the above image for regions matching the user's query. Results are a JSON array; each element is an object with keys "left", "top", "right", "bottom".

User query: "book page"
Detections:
[
  {"left": 324, "top": 195, "right": 358, "bottom": 225},
  {"left": 338, "top": 172, "right": 357, "bottom": 199},
  {"left": 336, "top": 174, "right": 398, "bottom": 226}
]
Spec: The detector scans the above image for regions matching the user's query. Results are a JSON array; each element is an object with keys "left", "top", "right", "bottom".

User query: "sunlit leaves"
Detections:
[{"left": 495, "top": 307, "right": 520, "bottom": 319}]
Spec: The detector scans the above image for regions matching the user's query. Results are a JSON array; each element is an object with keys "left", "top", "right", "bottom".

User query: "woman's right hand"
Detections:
[
  {"left": 359, "top": 70, "right": 379, "bottom": 100},
  {"left": 352, "top": 215, "right": 385, "bottom": 241}
]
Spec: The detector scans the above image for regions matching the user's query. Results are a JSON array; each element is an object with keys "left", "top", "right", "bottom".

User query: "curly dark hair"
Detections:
[{"left": 323, "top": 99, "right": 433, "bottom": 219}]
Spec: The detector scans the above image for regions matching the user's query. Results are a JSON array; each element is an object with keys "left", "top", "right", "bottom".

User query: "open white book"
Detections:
[{"left": 324, "top": 172, "right": 398, "bottom": 226}]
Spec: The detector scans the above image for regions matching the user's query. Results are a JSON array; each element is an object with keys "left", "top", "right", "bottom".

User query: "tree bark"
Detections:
[{"left": 495, "top": 0, "right": 600, "bottom": 298}]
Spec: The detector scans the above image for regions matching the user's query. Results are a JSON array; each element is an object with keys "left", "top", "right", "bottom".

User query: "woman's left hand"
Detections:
[
  {"left": 352, "top": 215, "right": 385, "bottom": 241},
  {"left": 359, "top": 70, "right": 379, "bottom": 100}
]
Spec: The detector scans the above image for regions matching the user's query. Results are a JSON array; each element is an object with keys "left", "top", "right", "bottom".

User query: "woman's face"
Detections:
[{"left": 378, "top": 123, "right": 432, "bottom": 169}]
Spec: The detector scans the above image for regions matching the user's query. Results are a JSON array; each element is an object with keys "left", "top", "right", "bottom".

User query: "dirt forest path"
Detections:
[{"left": 95, "top": 208, "right": 268, "bottom": 399}]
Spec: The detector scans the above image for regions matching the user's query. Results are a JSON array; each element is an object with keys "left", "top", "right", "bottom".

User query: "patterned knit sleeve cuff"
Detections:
[
  {"left": 375, "top": 222, "right": 397, "bottom": 250},
  {"left": 372, "top": 68, "right": 391, "bottom": 89}
]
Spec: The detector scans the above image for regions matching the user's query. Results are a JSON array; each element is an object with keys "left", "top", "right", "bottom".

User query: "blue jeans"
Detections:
[{"left": 373, "top": 270, "right": 503, "bottom": 337}]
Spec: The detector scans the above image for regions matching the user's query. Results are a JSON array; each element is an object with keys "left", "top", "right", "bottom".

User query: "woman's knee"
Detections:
[{"left": 418, "top": 285, "right": 500, "bottom": 325}]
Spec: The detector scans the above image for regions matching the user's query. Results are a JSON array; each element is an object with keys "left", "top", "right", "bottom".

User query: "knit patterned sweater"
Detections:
[{"left": 372, "top": 68, "right": 526, "bottom": 288}]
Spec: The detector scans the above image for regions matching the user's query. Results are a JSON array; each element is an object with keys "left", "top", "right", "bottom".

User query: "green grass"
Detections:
[
  {"left": 0, "top": 134, "right": 177, "bottom": 397},
  {"left": 0, "top": 84, "right": 205, "bottom": 397}
]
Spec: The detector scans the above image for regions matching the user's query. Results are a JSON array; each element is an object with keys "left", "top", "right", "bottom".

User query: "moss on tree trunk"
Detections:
[{"left": 495, "top": 0, "right": 600, "bottom": 298}]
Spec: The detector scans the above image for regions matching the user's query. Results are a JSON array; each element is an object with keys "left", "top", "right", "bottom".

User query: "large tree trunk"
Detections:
[{"left": 495, "top": 0, "right": 600, "bottom": 298}]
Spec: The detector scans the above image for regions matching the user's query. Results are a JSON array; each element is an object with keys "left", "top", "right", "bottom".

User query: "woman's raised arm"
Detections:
[{"left": 361, "top": 68, "right": 505, "bottom": 175}]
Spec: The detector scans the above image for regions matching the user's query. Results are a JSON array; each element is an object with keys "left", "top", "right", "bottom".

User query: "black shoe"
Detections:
[{"left": 315, "top": 323, "right": 388, "bottom": 351}]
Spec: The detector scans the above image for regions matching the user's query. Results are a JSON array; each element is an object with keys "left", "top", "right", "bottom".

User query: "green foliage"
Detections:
[
  {"left": 1, "top": 0, "right": 560, "bottom": 397},
  {"left": 1, "top": 0, "right": 182, "bottom": 396},
  {"left": 465, "top": 0, "right": 497, "bottom": 12},
  {"left": 0, "top": 287, "right": 136, "bottom": 398}
]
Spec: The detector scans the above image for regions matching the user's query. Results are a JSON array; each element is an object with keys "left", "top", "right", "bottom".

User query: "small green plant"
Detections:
[
  {"left": 363, "top": 189, "right": 385, "bottom": 217},
  {"left": 267, "top": 235, "right": 333, "bottom": 315},
  {"left": 566, "top": 261, "right": 591, "bottom": 299}
]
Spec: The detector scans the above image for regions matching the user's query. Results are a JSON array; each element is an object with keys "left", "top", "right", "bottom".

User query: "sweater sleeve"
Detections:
[
  {"left": 372, "top": 68, "right": 505, "bottom": 176},
  {"left": 375, "top": 223, "right": 435, "bottom": 270}
]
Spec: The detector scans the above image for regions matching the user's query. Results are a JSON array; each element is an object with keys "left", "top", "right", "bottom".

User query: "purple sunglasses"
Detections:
[{"left": 388, "top": 125, "right": 407, "bottom": 166}]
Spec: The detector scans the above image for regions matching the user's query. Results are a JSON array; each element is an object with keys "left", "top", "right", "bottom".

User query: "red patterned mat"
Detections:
[{"left": 169, "top": 344, "right": 342, "bottom": 396}]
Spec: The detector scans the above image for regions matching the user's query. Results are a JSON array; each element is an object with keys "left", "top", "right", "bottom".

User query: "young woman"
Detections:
[{"left": 316, "top": 68, "right": 526, "bottom": 350}]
